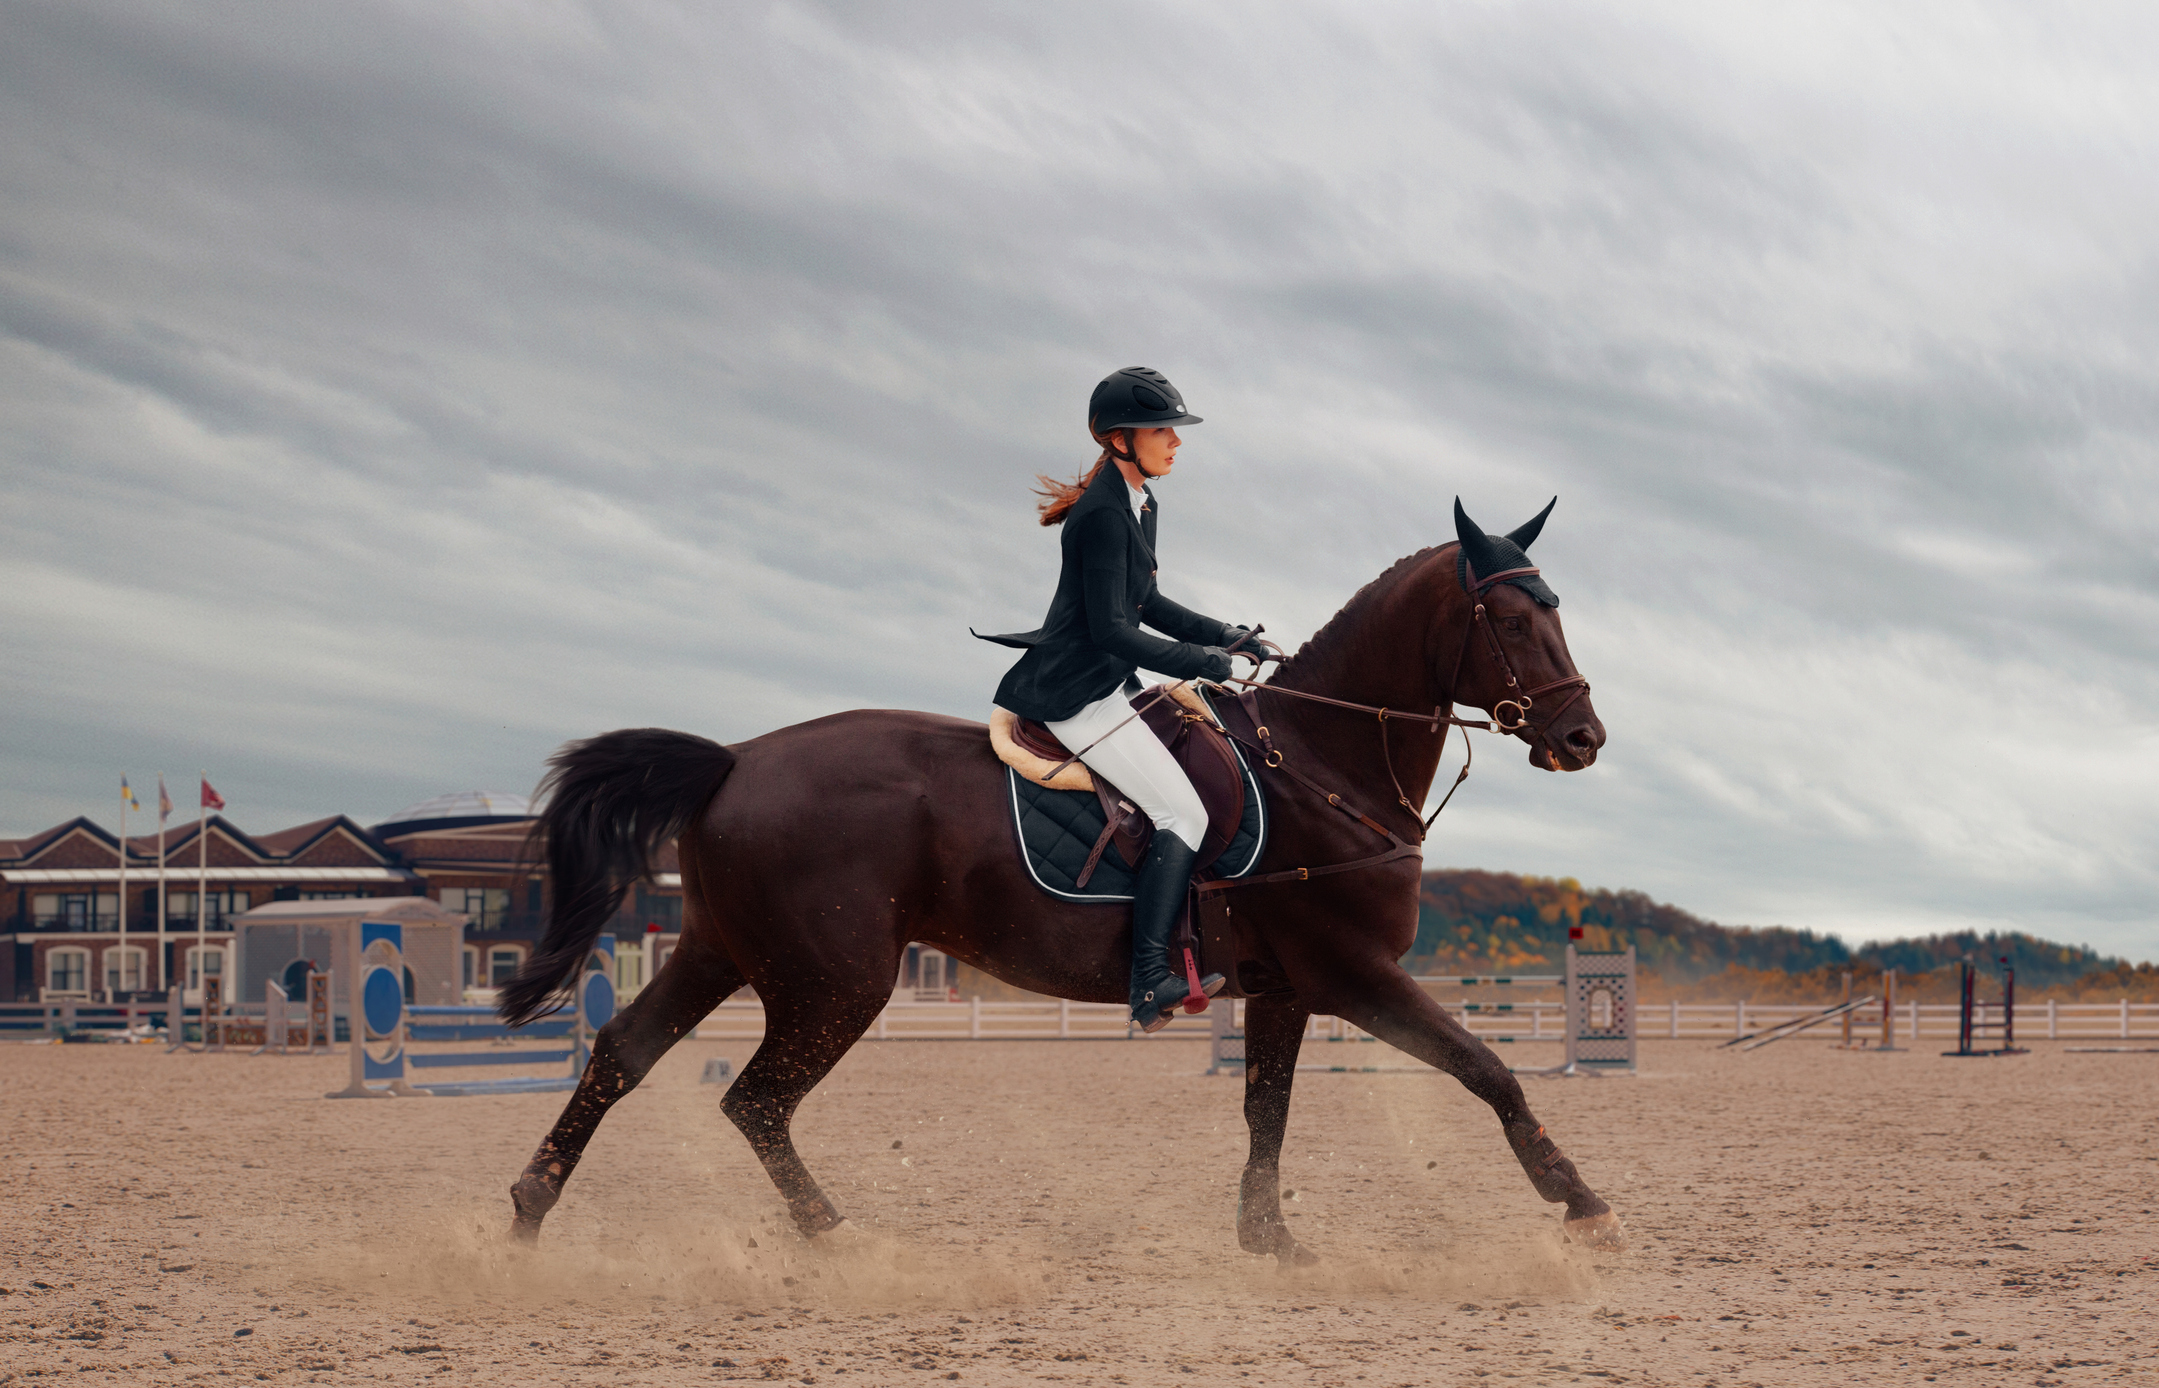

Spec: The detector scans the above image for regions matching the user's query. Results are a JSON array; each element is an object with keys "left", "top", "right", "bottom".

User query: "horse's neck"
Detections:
[{"left": 1267, "top": 559, "right": 1469, "bottom": 814}]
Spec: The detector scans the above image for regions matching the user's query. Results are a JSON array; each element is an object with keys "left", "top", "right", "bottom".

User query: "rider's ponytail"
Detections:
[{"left": 1034, "top": 425, "right": 1134, "bottom": 526}]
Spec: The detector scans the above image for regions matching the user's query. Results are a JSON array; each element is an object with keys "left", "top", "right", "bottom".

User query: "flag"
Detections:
[
  {"left": 201, "top": 778, "right": 225, "bottom": 812},
  {"left": 158, "top": 774, "right": 173, "bottom": 823},
  {"left": 122, "top": 776, "right": 140, "bottom": 811}
]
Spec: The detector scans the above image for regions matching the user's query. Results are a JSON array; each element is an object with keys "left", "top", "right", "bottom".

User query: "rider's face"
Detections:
[{"left": 1126, "top": 427, "right": 1180, "bottom": 478}]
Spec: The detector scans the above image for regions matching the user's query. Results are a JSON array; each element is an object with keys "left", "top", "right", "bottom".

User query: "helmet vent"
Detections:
[{"left": 1132, "top": 386, "right": 1168, "bottom": 410}]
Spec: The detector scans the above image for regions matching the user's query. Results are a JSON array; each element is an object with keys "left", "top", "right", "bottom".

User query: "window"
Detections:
[
  {"left": 488, "top": 947, "right": 524, "bottom": 987},
  {"left": 47, "top": 948, "right": 90, "bottom": 995},
  {"left": 443, "top": 888, "right": 511, "bottom": 928},
  {"left": 633, "top": 888, "right": 683, "bottom": 932},
  {"left": 103, "top": 946, "right": 148, "bottom": 993},
  {"left": 186, "top": 947, "right": 226, "bottom": 990},
  {"left": 33, "top": 894, "right": 115, "bottom": 930},
  {"left": 299, "top": 891, "right": 353, "bottom": 901},
  {"left": 897, "top": 946, "right": 953, "bottom": 1000},
  {"left": 462, "top": 946, "right": 478, "bottom": 989}
]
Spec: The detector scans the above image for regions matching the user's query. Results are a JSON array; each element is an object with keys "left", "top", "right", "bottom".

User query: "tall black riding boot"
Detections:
[{"left": 1128, "top": 834, "right": 1225, "bottom": 1033}]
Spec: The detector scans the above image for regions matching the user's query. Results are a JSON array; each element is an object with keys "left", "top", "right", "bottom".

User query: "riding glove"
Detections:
[{"left": 1222, "top": 626, "right": 1272, "bottom": 666}]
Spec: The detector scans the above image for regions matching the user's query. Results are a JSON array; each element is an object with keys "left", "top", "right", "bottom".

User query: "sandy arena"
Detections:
[{"left": 3, "top": 1035, "right": 2153, "bottom": 1386}]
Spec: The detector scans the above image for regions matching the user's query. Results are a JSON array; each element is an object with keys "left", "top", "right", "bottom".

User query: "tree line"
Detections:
[{"left": 1412, "top": 868, "right": 2137, "bottom": 991}]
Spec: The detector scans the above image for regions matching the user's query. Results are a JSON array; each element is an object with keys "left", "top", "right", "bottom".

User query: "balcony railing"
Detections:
[{"left": 4, "top": 913, "right": 234, "bottom": 933}]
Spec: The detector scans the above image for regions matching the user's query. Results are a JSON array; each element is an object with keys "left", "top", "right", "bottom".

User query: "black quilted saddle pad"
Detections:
[{"left": 1006, "top": 694, "right": 1267, "bottom": 902}]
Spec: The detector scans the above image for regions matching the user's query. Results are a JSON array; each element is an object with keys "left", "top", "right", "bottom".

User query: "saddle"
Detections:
[{"left": 991, "top": 683, "right": 1248, "bottom": 889}]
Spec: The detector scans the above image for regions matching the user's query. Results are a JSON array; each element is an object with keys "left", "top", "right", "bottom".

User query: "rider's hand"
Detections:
[
  {"left": 1197, "top": 647, "right": 1236, "bottom": 683},
  {"left": 1222, "top": 626, "right": 1272, "bottom": 666}
]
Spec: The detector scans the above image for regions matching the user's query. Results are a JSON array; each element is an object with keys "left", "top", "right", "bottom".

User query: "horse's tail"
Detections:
[{"left": 497, "top": 728, "right": 737, "bottom": 1028}]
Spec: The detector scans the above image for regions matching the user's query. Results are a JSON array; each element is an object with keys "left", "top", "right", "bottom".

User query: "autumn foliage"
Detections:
[{"left": 1410, "top": 869, "right": 2155, "bottom": 1002}]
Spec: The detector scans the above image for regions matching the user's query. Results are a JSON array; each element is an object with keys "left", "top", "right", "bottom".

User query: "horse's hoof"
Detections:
[
  {"left": 1563, "top": 1209, "right": 1626, "bottom": 1252},
  {"left": 1275, "top": 1242, "right": 1320, "bottom": 1269},
  {"left": 507, "top": 1217, "right": 542, "bottom": 1246}
]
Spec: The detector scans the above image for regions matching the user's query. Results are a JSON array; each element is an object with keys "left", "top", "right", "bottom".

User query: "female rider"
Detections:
[{"left": 977, "top": 367, "right": 1264, "bottom": 1032}]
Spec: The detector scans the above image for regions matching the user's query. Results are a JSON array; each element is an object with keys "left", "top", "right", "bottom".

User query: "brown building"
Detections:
[{"left": 1, "top": 791, "right": 684, "bottom": 1004}]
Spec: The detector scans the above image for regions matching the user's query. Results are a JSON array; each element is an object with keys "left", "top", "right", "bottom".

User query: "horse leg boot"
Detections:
[
  {"left": 1438, "top": 1037, "right": 1624, "bottom": 1249},
  {"left": 1127, "top": 835, "right": 1223, "bottom": 1033},
  {"left": 1501, "top": 1114, "right": 1623, "bottom": 1248},
  {"left": 1236, "top": 993, "right": 1319, "bottom": 1266},
  {"left": 509, "top": 943, "right": 742, "bottom": 1243}
]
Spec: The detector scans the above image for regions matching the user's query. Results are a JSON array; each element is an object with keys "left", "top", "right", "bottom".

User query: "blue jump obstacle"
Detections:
[{"left": 329, "top": 921, "right": 617, "bottom": 1098}]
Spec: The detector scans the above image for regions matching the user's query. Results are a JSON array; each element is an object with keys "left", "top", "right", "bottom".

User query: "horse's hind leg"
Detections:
[
  {"left": 509, "top": 933, "right": 744, "bottom": 1242},
  {"left": 1237, "top": 993, "right": 1320, "bottom": 1266},
  {"left": 720, "top": 988, "right": 889, "bottom": 1238}
]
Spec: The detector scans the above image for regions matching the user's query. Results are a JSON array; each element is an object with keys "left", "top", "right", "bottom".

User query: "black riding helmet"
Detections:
[{"left": 1088, "top": 367, "right": 1203, "bottom": 437}]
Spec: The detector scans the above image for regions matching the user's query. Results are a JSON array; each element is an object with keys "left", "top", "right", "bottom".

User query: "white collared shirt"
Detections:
[{"left": 1127, "top": 483, "right": 1148, "bottom": 520}]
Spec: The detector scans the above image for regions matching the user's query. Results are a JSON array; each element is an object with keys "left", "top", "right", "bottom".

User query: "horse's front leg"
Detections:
[
  {"left": 1309, "top": 961, "right": 1625, "bottom": 1251},
  {"left": 1237, "top": 993, "right": 1321, "bottom": 1266}
]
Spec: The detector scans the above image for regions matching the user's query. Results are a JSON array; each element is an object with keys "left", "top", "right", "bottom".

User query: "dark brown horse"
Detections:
[{"left": 499, "top": 504, "right": 1625, "bottom": 1259}]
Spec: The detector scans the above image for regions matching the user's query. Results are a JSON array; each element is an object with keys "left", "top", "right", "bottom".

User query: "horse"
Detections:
[{"left": 498, "top": 499, "right": 1625, "bottom": 1260}]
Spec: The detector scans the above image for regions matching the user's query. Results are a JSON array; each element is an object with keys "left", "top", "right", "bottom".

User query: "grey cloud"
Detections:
[{"left": 2, "top": 0, "right": 2154, "bottom": 958}]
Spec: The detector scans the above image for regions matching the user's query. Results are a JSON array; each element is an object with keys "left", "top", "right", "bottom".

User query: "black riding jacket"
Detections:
[{"left": 976, "top": 463, "right": 1233, "bottom": 723}]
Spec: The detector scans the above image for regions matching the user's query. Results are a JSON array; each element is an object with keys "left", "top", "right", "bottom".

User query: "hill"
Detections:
[{"left": 1412, "top": 869, "right": 2138, "bottom": 992}]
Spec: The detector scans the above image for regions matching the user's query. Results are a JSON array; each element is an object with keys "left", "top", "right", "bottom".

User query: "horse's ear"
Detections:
[
  {"left": 1453, "top": 497, "right": 1504, "bottom": 576},
  {"left": 1507, "top": 497, "right": 1557, "bottom": 551}
]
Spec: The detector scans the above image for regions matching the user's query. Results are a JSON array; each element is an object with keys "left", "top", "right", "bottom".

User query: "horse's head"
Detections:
[{"left": 1449, "top": 498, "right": 1606, "bottom": 772}]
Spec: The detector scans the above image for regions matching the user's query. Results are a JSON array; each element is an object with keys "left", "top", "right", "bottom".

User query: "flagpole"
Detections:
[
  {"left": 196, "top": 771, "right": 209, "bottom": 1003},
  {"left": 156, "top": 774, "right": 170, "bottom": 996},
  {"left": 117, "top": 780, "right": 130, "bottom": 1002}
]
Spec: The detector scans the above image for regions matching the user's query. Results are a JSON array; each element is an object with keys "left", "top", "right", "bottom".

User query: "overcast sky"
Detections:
[{"left": 4, "top": 2, "right": 2154, "bottom": 958}]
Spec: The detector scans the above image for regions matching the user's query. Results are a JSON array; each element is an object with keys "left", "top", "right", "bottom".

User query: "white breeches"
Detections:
[{"left": 1044, "top": 689, "right": 1208, "bottom": 853}]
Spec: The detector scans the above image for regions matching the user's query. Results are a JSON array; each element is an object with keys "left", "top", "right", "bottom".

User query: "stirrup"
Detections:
[{"left": 1132, "top": 973, "right": 1225, "bottom": 1033}]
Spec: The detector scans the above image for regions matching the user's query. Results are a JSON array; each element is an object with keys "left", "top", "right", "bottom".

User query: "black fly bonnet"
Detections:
[{"left": 1453, "top": 497, "right": 1560, "bottom": 607}]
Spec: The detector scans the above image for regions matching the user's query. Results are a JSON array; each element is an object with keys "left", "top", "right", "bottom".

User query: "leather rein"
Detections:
[{"left": 1197, "top": 564, "right": 1589, "bottom": 896}]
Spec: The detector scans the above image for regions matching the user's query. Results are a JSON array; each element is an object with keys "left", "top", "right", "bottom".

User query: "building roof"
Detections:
[
  {"left": 4, "top": 866, "right": 417, "bottom": 885},
  {"left": 1, "top": 812, "right": 408, "bottom": 889},
  {"left": 373, "top": 792, "right": 535, "bottom": 838},
  {"left": 233, "top": 896, "right": 466, "bottom": 927}
]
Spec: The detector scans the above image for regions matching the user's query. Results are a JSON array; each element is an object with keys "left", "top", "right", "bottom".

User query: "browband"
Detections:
[{"left": 1463, "top": 561, "right": 1542, "bottom": 595}]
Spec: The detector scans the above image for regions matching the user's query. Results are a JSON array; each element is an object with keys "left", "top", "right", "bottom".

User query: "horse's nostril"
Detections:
[{"left": 1565, "top": 726, "right": 1599, "bottom": 752}]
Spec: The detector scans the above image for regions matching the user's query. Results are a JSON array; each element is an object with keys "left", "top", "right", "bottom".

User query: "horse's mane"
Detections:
[{"left": 1277, "top": 542, "right": 1456, "bottom": 683}]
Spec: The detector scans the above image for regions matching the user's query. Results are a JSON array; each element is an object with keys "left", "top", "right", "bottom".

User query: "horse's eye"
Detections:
[{"left": 1503, "top": 617, "right": 1524, "bottom": 634}]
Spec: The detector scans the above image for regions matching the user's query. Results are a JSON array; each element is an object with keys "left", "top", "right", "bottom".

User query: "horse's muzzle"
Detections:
[{"left": 1532, "top": 712, "right": 1605, "bottom": 772}]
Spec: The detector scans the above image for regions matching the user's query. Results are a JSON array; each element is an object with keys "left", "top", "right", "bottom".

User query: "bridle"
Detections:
[
  {"left": 1449, "top": 558, "right": 1594, "bottom": 753},
  {"left": 1215, "top": 554, "right": 1591, "bottom": 844}
]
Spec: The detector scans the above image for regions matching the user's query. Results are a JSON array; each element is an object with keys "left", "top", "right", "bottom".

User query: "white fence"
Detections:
[
  {"left": 691, "top": 976, "right": 1582, "bottom": 1043},
  {"left": 690, "top": 990, "right": 2159, "bottom": 1045},
  {"left": 13, "top": 990, "right": 2150, "bottom": 1047},
  {"left": 1645, "top": 997, "right": 2159, "bottom": 1042},
  {"left": 694, "top": 996, "right": 1208, "bottom": 1041}
]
